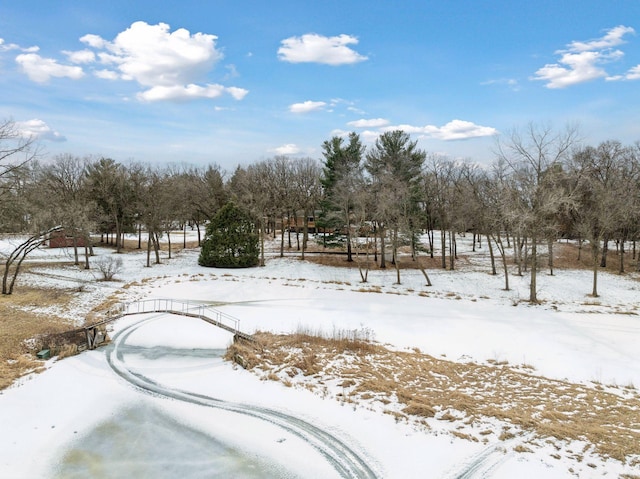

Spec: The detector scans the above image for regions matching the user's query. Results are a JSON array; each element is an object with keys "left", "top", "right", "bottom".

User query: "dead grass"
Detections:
[
  {"left": 302, "top": 250, "right": 447, "bottom": 271},
  {"left": 0, "top": 287, "right": 76, "bottom": 389},
  {"left": 227, "top": 332, "right": 640, "bottom": 465},
  {"left": 554, "top": 241, "right": 640, "bottom": 274}
]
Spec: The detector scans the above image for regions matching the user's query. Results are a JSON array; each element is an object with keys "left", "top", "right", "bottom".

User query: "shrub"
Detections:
[
  {"left": 198, "top": 202, "right": 259, "bottom": 268},
  {"left": 94, "top": 255, "right": 123, "bottom": 281}
]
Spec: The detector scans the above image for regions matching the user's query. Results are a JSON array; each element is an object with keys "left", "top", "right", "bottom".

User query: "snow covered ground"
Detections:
[{"left": 1, "top": 234, "right": 639, "bottom": 478}]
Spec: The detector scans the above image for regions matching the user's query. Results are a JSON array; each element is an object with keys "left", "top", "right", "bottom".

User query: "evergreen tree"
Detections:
[
  {"left": 365, "top": 130, "right": 426, "bottom": 275},
  {"left": 198, "top": 202, "right": 259, "bottom": 268},
  {"left": 320, "top": 132, "right": 365, "bottom": 261}
]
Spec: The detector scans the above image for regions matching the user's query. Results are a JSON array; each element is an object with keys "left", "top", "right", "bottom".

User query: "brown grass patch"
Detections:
[
  {"left": 303, "top": 251, "right": 446, "bottom": 271},
  {"left": 227, "top": 331, "right": 640, "bottom": 464},
  {"left": 553, "top": 241, "right": 640, "bottom": 274},
  {"left": 0, "top": 287, "right": 76, "bottom": 389}
]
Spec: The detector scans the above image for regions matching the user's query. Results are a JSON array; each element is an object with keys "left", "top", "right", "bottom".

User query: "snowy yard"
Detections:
[{"left": 1, "top": 234, "right": 639, "bottom": 478}]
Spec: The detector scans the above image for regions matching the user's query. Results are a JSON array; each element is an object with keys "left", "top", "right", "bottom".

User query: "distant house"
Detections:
[{"left": 48, "top": 230, "right": 86, "bottom": 248}]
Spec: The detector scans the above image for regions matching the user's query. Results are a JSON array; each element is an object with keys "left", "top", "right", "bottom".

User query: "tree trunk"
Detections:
[
  {"left": 448, "top": 230, "right": 455, "bottom": 271},
  {"left": 280, "top": 218, "right": 285, "bottom": 257},
  {"left": 514, "top": 233, "right": 522, "bottom": 276},
  {"left": 166, "top": 230, "right": 172, "bottom": 259},
  {"left": 548, "top": 238, "right": 554, "bottom": 276},
  {"left": 115, "top": 217, "right": 123, "bottom": 253},
  {"left": 153, "top": 232, "right": 161, "bottom": 264},
  {"left": 440, "top": 229, "right": 446, "bottom": 269},
  {"left": 600, "top": 238, "right": 609, "bottom": 267},
  {"left": 619, "top": 240, "right": 625, "bottom": 274},
  {"left": 84, "top": 243, "right": 90, "bottom": 270},
  {"left": 487, "top": 234, "right": 496, "bottom": 275},
  {"left": 2, "top": 226, "right": 62, "bottom": 294},
  {"left": 529, "top": 237, "right": 538, "bottom": 303},
  {"left": 577, "top": 237, "right": 582, "bottom": 261},
  {"left": 393, "top": 227, "right": 400, "bottom": 284},
  {"left": 591, "top": 241, "right": 599, "bottom": 297},
  {"left": 493, "top": 234, "right": 510, "bottom": 291},
  {"left": 146, "top": 234, "right": 152, "bottom": 267},
  {"left": 353, "top": 232, "right": 370, "bottom": 283},
  {"left": 259, "top": 218, "right": 266, "bottom": 267},
  {"left": 379, "top": 227, "right": 386, "bottom": 269},
  {"left": 414, "top": 248, "right": 432, "bottom": 286},
  {"left": 427, "top": 225, "right": 434, "bottom": 259},
  {"left": 301, "top": 211, "right": 308, "bottom": 260},
  {"left": 373, "top": 224, "right": 378, "bottom": 262},
  {"left": 72, "top": 234, "right": 80, "bottom": 266}
]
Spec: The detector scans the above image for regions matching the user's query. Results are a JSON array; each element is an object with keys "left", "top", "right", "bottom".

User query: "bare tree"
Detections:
[
  {"left": 0, "top": 119, "right": 40, "bottom": 182},
  {"left": 85, "top": 158, "right": 137, "bottom": 253},
  {"left": 229, "top": 162, "right": 273, "bottom": 267},
  {"left": 569, "top": 141, "right": 632, "bottom": 296},
  {"left": 181, "top": 164, "right": 227, "bottom": 245},
  {"left": 2, "top": 225, "right": 62, "bottom": 294},
  {"left": 423, "top": 155, "right": 457, "bottom": 270},
  {"left": 1, "top": 120, "right": 41, "bottom": 232},
  {"left": 291, "top": 157, "right": 323, "bottom": 260},
  {"left": 494, "top": 122, "right": 579, "bottom": 303},
  {"left": 32, "top": 154, "right": 96, "bottom": 268}
]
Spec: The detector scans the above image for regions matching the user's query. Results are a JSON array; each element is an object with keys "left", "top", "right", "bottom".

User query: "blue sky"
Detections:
[{"left": 1, "top": 1, "right": 640, "bottom": 171}]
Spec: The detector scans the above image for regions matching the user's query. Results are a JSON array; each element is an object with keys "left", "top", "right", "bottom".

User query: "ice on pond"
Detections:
[{"left": 54, "top": 404, "right": 302, "bottom": 479}]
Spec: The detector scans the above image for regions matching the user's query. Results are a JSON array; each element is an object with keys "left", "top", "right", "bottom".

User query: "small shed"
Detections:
[{"left": 48, "top": 230, "right": 86, "bottom": 248}]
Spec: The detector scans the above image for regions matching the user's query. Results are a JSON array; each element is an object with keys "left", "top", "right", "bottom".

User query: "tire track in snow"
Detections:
[
  {"left": 106, "top": 316, "right": 380, "bottom": 479},
  {"left": 446, "top": 443, "right": 512, "bottom": 479}
]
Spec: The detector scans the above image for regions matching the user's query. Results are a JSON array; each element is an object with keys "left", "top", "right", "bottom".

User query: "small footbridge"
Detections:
[{"left": 84, "top": 298, "right": 254, "bottom": 349}]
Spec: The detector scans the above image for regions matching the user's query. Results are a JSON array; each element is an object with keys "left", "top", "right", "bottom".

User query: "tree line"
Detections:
[{"left": 1, "top": 118, "right": 639, "bottom": 301}]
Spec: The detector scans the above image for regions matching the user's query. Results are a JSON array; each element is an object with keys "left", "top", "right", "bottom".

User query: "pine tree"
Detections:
[{"left": 198, "top": 202, "right": 259, "bottom": 268}]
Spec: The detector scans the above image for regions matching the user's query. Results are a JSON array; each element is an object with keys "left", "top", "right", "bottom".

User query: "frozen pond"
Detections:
[
  {"left": 54, "top": 323, "right": 305, "bottom": 479},
  {"left": 49, "top": 314, "right": 374, "bottom": 478},
  {"left": 55, "top": 404, "right": 298, "bottom": 479}
]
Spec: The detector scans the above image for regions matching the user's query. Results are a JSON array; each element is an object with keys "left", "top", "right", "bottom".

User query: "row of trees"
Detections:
[{"left": 2, "top": 118, "right": 640, "bottom": 301}]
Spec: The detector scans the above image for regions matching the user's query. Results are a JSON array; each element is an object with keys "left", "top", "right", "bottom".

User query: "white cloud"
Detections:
[
  {"left": 106, "top": 22, "right": 221, "bottom": 87},
  {"left": 94, "top": 69, "right": 119, "bottom": 80},
  {"left": 278, "top": 33, "right": 367, "bottom": 65},
  {"left": 289, "top": 100, "right": 327, "bottom": 113},
  {"left": 15, "top": 119, "right": 66, "bottom": 142},
  {"left": 226, "top": 86, "right": 249, "bottom": 100},
  {"left": 625, "top": 65, "right": 640, "bottom": 80},
  {"left": 0, "top": 39, "right": 38, "bottom": 53},
  {"left": 15, "top": 53, "right": 84, "bottom": 83},
  {"left": 137, "top": 83, "right": 248, "bottom": 102},
  {"left": 567, "top": 25, "right": 635, "bottom": 52},
  {"left": 80, "top": 21, "right": 247, "bottom": 102},
  {"left": 360, "top": 130, "right": 381, "bottom": 143},
  {"left": 273, "top": 143, "right": 300, "bottom": 155},
  {"left": 533, "top": 50, "right": 621, "bottom": 88},
  {"left": 532, "top": 25, "right": 635, "bottom": 88},
  {"left": 80, "top": 33, "right": 108, "bottom": 49},
  {"left": 347, "top": 118, "right": 389, "bottom": 128},
  {"left": 0, "top": 38, "right": 19, "bottom": 52},
  {"left": 383, "top": 120, "right": 498, "bottom": 140},
  {"left": 64, "top": 49, "right": 96, "bottom": 64}
]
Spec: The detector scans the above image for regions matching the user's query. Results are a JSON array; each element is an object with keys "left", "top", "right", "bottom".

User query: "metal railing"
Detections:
[{"left": 121, "top": 298, "right": 241, "bottom": 335}]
